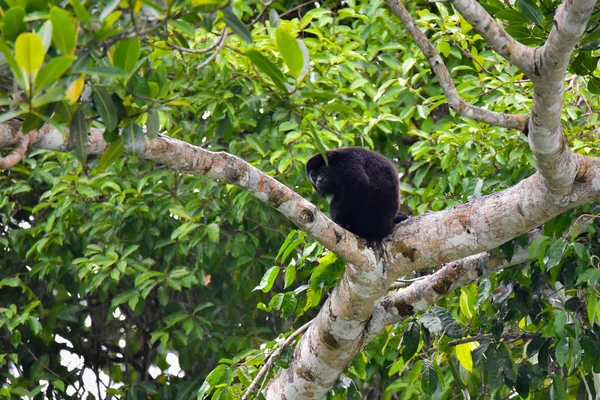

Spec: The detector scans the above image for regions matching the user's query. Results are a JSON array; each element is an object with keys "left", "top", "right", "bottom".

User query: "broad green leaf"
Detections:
[
  {"left": 93, "top": 89, "right": 118, "bottom": 131},
  {"left": 222, "top": 8, "right": 252, "bottom": 43},
  {"left": 50, "top": 7, "right": 78, "bottom": 55},
  {"left": 123, "top": 121, "right": 145, "bottom": 153},
  {"left": 295, "top": 38, "right": 310, "bottom": 82},
  {"left": 22, "top": 113, "right": 44, "bottom": 134},
  {"left": 93, "top": 138, "right": 124, "bottom": 174},
  {"left": 284, "top": 265, "right": 296, "bottom": 289},
  {"left": 192, "top": 0, "right": 224, "bottom": 12},
  {"left": 69, "top": 0, "right": 92, "bottom": 26},
  {"left": 275, "top": 26, "right": 303, "bottom": 78},
  {"left": 588, "top": 77, "right": 600, "bottom": 95},
  {"left": 0, "top": 109, "right": 26, "bottom": 124},
  {"left": 246, "top": 49, "right": 287, "bottom": 92},
  {"left": 2, "top": 7, "right": 26, "bottom": 41},
  {"left": 66, "top": 75, "right": 85, "bottom": 104},
  {"left": 32, "top": 84, "right": 66, "bottom": 107},
  {"left": 517, "top": 0, "right": 544, "bottom": 26},
  {"left": 0, "top": 39, "right": 25, "bottom": 88},
  {"left": 113, "top": 38, "right": 141, "bottom": 73},
  {"left": 546, "top": 238, "right": 567, "bottom": 270},
  {"left": 35, "top": 56, "right": 75, "bottom": 89},
  {"left": 253, "top": 266, "right": 279, "bottom": 292},
  {"left": 206, "top": 223, "right": 219, "bottom": 243},
  {"left": 171, "top": 222, "right": 200, "bottom": 240},
  {"left": 99, "top": 0, "right": 120, "bottom": 22},
  {"left": 554, "top": 338, "right": 568, "bottom": 366},
  {"left": 73, "top": 65, "right": 129, "bottom": 78},
  {"left": 15, "top": 33, "right": 46, "bottom": 74},
  {"left": 401, "top": 322, "right": 420, "bottom": 361},
  {"left": 421, "top": 361, "right": 439, "bottom": 395},
  {"left": 528, "top": 235, "right": 550, "bottom": 266},
  {"left": 146, "top": 109, "right": 159, "bottom": 138},
  {"left": 37, "top": 20, "right": 53, "bottom": 51},
  {"left": 70, "top": 107, "right": 88, "bottom": 164},
  {"left": 587, "top": 295, "right": 597, "bottom": 326}
]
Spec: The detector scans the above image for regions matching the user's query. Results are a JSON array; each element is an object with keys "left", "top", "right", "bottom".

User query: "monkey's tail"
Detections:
[{"left": 393, "top": 213, "right": 410, "bottom": 223}]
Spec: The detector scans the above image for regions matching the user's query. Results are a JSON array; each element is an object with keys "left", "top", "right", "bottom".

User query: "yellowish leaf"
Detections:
[
  {"left": 66, "top": 75, "right": 84, "bottom": 104},
  {"left": 15, "top": 33, "right": 46, "bottom": 74},
  {"left": 454, "top": 341, "right": 478, "bottom": 373},
  {"left": 133, "top": 0, "right": 142, "bottom": 14}
]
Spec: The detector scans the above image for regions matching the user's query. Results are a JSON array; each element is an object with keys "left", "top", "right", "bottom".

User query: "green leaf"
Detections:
[
  {"left": 588, "top": 77, "right": 600, "bottom": 95},
  {"left": 69, "top": 0, "right": 92, "bottom": 26},
  {"left": 587, "top": 295, "right": 597, "bottom": 326},
  {"left": 15, "top": 33, "right": 46, "bottom": 74},
  {"left": 99, "top": 0, "right": 120, "bottom": 22},
  {"left": 32, "top": 84, "right": 67, "bottom": 107},
  {"left": 246, "top": 49, "right": 287, "bottom": 92},
  {"left": 284, "top": 265, "right": 296, "bottom": 289},
  {"left": 93, "top": 138, "right": 124, "bottom": 173},
  {"left": 73, "top": 65, "right": 130, "bottom": 78},
  {"left": 546, "top": 238, "right": 567, "bottom": 270},
  {"left": 253, "top": 266, "right": 279, "bottom": 292},
  {"left": 146, "top": 109, "right": 159, "bottom": 138},
  {"left": 554, "top": 338, "right": 568, "bottom": 366},
  {"left": 517, "top": 0, "right": 544, "bottom": 26},
  {"left": 421, "top": 360, "right": 439, "bottom": 396},
  {"left": 113, "top": 38, "right": 141, "bottom": 73},
  {"left": 275, "top": 26, "right": 303, "bottom": 78},
  {"left": 93, "top": 89, "right": 118, "bottom": 131},
  {"left": 50, "top": 7, "right": 78, "bottom": 55},
  {"left": 37, "top": 20, "right": 53, "bottom": 51},
  {"left": 206, "top": 223, "right": 219, "bottom": 242},
  {"left": 70, "top": 107, "right": 88, "bottom": 164},
  {"left": 0, "top": 109, "right": 26, "bottom": 124},
  {"left": 22, "top": 113, "right": 44, "bottom": 134},
  {"left": 35, "top": 56, "right": 75, "bottom": 89},
  {"left": 192, "top": 0, "right": 225, "bottom": 12},
  {"left": 222, "top": 7, "right": 252, "bottom": 43},
  {"left": 0, "top": 38, "right": 25, "bottom": 88},
  {"left": 123, "top": 122, "right": 145, "bottom": 153},
  {"left": 401, "top": 322, "right": 420, "bottom": 361},
  {"left": 2, "top": 7, "right": 26, "bottom": 41},
  {"left": 528, "top": 235, "right": 550, "bottom": 266}
]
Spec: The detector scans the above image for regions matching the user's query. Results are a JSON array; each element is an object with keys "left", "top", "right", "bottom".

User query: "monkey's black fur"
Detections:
[{"left": 306, "top": 147, "right": 406, "bottom": 241}]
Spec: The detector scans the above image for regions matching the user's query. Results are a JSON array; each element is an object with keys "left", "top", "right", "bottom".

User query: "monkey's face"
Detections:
[{"left": 308, "top": 165, "right": 331, "bottom": 196}]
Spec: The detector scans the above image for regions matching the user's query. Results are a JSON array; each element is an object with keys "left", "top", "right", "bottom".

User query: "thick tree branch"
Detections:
[
  {"left": 387, "top": 157, "right": 600, "bottom": 277},
  {"left": 365, "top": 230, "right": 536, "bottom": 340},
  {"left": 448, "top": 0, "right": 535, "bottom": 74},
  {"left": 527, "top": 0, "right": 595, "bottom": 192},
  {"left": 386, "top": 0, "right": 528, "bottom": 131},
  {"left": 0, "top": 122, "right": 371, "bottom": 267}
]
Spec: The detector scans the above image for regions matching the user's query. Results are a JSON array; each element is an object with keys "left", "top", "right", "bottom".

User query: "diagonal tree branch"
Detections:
[
  {"left": 449, "top": 0, "right": 536, "bottom": 74},
  {"left": 386, "top": 0, "right": 529, "bottom": 131}
]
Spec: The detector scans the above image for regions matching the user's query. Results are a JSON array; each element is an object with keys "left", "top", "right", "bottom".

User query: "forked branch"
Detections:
[{"left": 386, "top": 0, "right": 529, "bottom": 131}]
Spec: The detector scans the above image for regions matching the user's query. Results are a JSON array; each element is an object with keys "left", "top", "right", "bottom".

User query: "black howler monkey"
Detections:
[{"left": 306, "top": 147, "right": 408, "bottom": 241}]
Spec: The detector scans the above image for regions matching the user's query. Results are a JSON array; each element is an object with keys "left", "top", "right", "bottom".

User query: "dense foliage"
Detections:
[{"left": 0, "top": 0, "right": 599, "bottom": 398}]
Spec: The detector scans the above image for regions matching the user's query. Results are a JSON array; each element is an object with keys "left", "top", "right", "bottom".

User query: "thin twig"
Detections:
[
  {"left": 165, "top": 34, "right": 223, "bottom": 54},
  {"left": 22, "top": 342, "right": 63, "bottom": 380},
  {"left": 280, "top": 0, "right": 319, "bottom": 18},
  {"left": 447, "top": 332, "right": 538, "bottom": 346},
  {"left": 130, "top": 30, "right": 229, "bottom": 104},
  {"left": 241, "top": 319, "right": 313, "bottom": 400}
]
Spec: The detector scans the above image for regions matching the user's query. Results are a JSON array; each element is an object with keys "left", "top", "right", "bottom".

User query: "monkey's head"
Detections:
[{"left": 306, "top": 152, "right": 338, "bottom": 197}]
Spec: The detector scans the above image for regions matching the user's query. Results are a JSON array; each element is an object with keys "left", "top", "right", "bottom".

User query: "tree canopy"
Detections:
[{"left": 1, "top": 0, "right": 600, "bottom": 399}]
